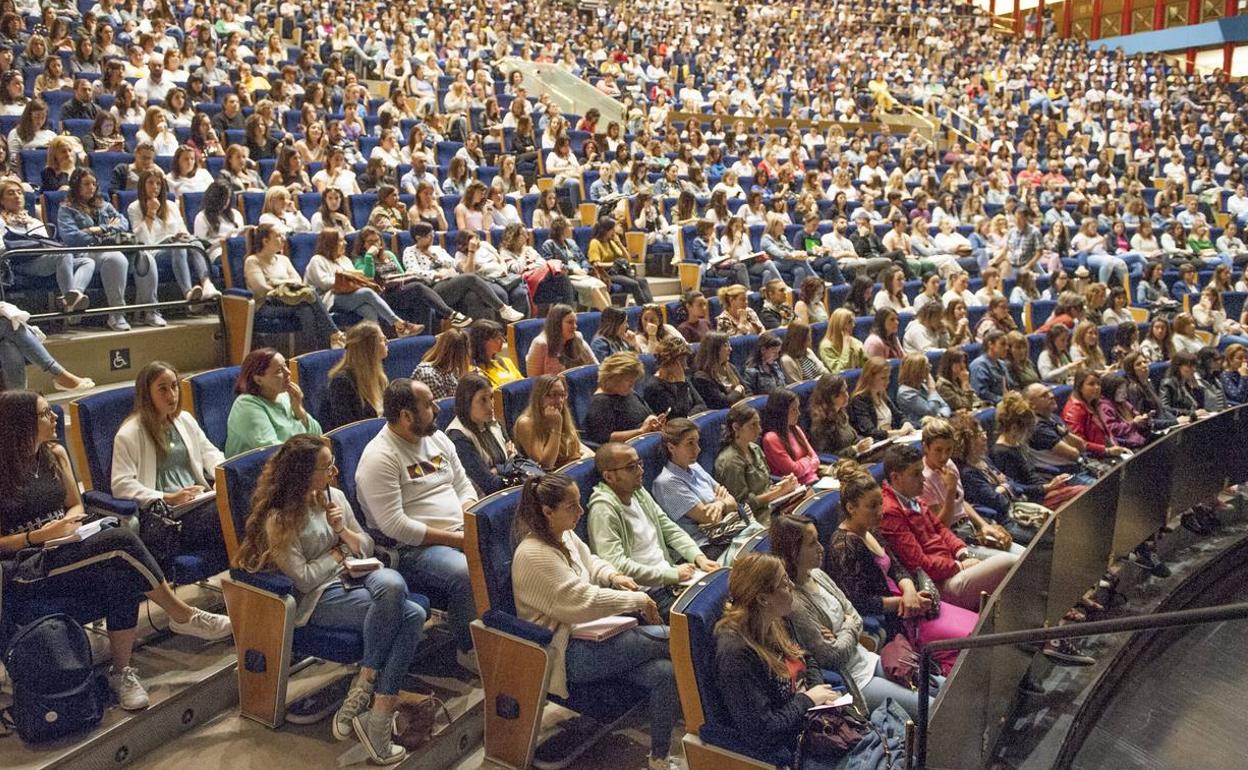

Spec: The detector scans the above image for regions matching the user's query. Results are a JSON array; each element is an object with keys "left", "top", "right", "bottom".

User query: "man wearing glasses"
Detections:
[
  {"left": 356, "top": 378, "right": 480, "bottom": 673},
  {"left": 587, "top": 442, "right": 720, "bottom": 620}
]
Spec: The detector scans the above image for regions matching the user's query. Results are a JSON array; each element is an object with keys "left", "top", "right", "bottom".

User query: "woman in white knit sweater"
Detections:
[{"left": 511, "top": 474, "right": 680, "bottom": 770}]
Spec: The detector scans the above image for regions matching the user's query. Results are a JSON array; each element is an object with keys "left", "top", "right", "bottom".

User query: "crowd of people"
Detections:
[{"left": 3, "top": 0, "right": 1248, "bottom": 766}]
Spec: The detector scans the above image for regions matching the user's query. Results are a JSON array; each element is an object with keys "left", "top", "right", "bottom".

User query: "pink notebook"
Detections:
[{"left": 571, "top": 615, "right": 638, "bottom": 642}]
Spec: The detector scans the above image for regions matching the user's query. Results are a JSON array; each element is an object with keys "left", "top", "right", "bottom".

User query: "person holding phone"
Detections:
[
  {"left": 234, "top": 434, "right": 422, "bottom": 764},
  {"left": 512, "top": 474, "right": 680, "bottom": 770}
]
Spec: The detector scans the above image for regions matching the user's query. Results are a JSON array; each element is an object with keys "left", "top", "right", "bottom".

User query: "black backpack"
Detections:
[{"left": 3, "top": 613, "right": 110, "bottom": 743}]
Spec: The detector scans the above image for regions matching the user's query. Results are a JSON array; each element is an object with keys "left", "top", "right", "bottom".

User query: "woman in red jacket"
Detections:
[
  {"left": 759, "top": 388, "right": 821, "bottom": 484},
  {"left": 1060, "top": 370, "right": 1133, "bottom": 459}
]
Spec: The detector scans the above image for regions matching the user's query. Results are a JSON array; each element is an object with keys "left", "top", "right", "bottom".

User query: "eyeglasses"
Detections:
[{"left": 604, "top": 459, "right": 643, "bottom": 473}]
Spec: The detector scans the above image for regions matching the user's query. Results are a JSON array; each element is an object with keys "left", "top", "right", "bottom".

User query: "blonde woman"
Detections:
[
  {"left": 715, "top": 284, "right": 765, "bottom": 336},
  {"left": 258, "top": 185, "right": 312, "bottom": 235},
  {"left": 323, "top": 322, "right": 389, "bottom": 431},
  {"left": 411, "top": 328, "right": 472, "bottom": 400},
  {"left": 513, "top": 374, "right": 592, "bottom": 470},
  {"left": 818, "top": 307, "right": 867, "bottom": 373},
  {"left": 1070, "top": 321, "right": 1108, "bottom": 373},
  {"left": 136, "top": 106, "right": 178, "bottom": 156},
  {"left": 39, "top": 134, "right": 77, "bottom": 192},
  {"left": 295, "top": 121, "right": 328, "bottom": 164}
]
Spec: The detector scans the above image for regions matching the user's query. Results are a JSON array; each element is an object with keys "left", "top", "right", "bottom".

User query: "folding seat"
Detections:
[
  {"left": 325, "top": 418, "right": 385, "bottom": 525},
  {"left": 215, "top": 443, "right": 430, "bottom": 728},
  {"left": 499, "top": 377, "right": 534, "bottom": 429},
  {"left": 289, "top": 348, "right": 343, "bottom": 427},
  {"left": 70, "top": 387, "right": 227, "bottom": 584},
  {"left": 436, "top": 396, "right": 455, "bottom": 431},
  {"left": 563, "top": 364, "right": 600, "bottom": 436},
  {"left": 629, "top": 432, "right": 665, "bottom": 489},
  {"left": 382, "top": 334, "right": 437, "bottom": 380},
  {"left": 180, "top": 366, "right": 241, "bottom": 451},
  {"left": 690, "top": 409, "right": 727, "bottom": 473},
  {"left": 508, "top": 317, "right": 546, "bottom": 375},
  {"left": 728, "top": 334, "right": 759, "bottom": 374},
  {"left": 241, "top": 191, "right": 267, "bottom": 225},
  {"left": 464, "top": 486, "right": 650, "bottom": 769},
  {"left": 20, "top": 148, "right": 46, "bottom": 184},
  {"left": 89, "top": 151, "right": 132, "bottom": 197}
]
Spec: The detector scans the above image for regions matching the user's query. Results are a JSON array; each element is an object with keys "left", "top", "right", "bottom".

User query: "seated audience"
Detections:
[
  {"left": 526, "top": 303, "right": 594, "bottom": 376},
  {"left": 586, "top": 351, "right": 664, "bottom": 444},
  {"left": 690, "top": 332, "right": 748, "bottom": 408},
  {"left": 743, "top": 332, "right": 786, "bottom": 394},
  {"left": 969, "top": 330, "right": 1015, "bottom": 404},
  {"left": 355, "top": 379, "right": 479, "bottom": 671},
  {"left": 235, "top": 435, "right": 421, "bottom": 763},
  {"left": 715, "top": 401, "right": 805, "bottom": 525},
  {"left": 513, "top": 374, "right": 592, "bottom": 470},
  {"left": 642, "top": 335, "right": 706, "bottom": 418},
  {"left": 590, "top": 306, "right": 641, "bottom": 361},
  {"left": 761, "top": 387, "right": 822, "bottom": 484},
  {"left": 467, "top": 319, "right": 523, "bottom": 388},
  {"left": 588, "top": 441, "right": 719, "bottom": 617},
  {"left": 992, "top": 391, "right": 1088, "bottom": 509},
  {"left": 512, "top": 474, "right": 676, "bottom": 770},
  {"left": 849, "top": 356, "right": 913, "bottom": 440},
  {"left": 225, "top": 348, "right": 323, "bottom": 457},
  {"left": 819, "top": 307, "right": 868, "bottom": 373},
  {"left": 324, "top": 322, "right": 389, "bottom": 431},
  {"left": 897, "top": 352, "right": 952, "bottom": 423},
  {"left": 447, "top": 374, "right": 512, "bottom": 496},
  {"left": 412, "top": 328, "right": 471, "bottom": 400},
  {"left": 653, "top": 418, "right": 742, "bottom": 559},
  {"left": 1061, "top": 370, "right": 1136, "bottom": 459},
  {"left": 244, "top": 223, "right": 343, "bottom": 353},
  {"left": 779, "top": 320, "right": 829, "bottom": 383}
]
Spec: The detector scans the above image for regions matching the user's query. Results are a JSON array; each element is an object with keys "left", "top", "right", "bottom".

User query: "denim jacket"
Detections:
[{"left": 57, "top": 200, "right": 129, "bottom": 249}]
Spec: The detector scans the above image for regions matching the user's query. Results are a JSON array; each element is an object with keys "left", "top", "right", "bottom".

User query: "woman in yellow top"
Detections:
[
  {"left": 466, "top": 319, "right": 522, "bottom": 387},
  {"left": 818, "top": 307, "right": 868, "bottom": 373},
  {"left": 587, "top": 216, "right": 652, "bottom": 305}
]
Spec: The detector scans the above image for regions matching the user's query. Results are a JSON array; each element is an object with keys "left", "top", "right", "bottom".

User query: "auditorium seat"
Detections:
[
  {"left": 325, "top": 417, "right": 385, "bottom": 528},
  {"left": 691, "top": 409, "right": 727, "bottom": 473},
  {"left": 181, "top": 366, "right": 241, "bottom": 450},
  {"left": 563, "top": 364, "right": 599, "bottom": 437}
]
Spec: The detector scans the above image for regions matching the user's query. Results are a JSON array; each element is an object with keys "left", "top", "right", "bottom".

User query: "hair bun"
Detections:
[{"left": 832, "top": 458, "right": 868, "bottom": 487}]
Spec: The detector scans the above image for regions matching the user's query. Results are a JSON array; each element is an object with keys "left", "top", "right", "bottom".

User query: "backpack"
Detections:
[{"left": 3, "top": 613, "right": 110, "bottom": 743}]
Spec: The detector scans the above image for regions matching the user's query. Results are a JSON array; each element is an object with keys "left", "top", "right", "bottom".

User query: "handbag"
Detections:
[
  {"left": 499, "top": 457, "right": 545, "bottom": 488},
  {"left": 698, "top": 506, "right": 750, "bottom": 546},
  {"left": 879, "top": 632, "right": 920, "bottom": 689},
  {"left": 268, "top": 282, "right": 318, "bottom": 306},
  {"left": 138, "top": 499, "right": 182, "bottom": 574},
  {"left": 333, "top": 271, "right": 383, "bottom": 295},
  {"left": 1009, "top": 500, "right": 1052, "bottom": 529},
  {"left": 795, "top": 708, "right": 869, "bottom": 767},
  {"left": 911, "top": 568, "right": 941, "bottom": 620},
  {"left": 608, "top": 258, "right": 636, "bottom": 278},
  {"left": 393, "top": 695, "right": 452, "bottom": 751}
]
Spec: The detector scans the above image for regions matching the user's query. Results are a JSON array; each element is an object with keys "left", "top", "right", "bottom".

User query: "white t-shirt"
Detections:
[
  {"left": 624, "top": 498, "right": 667, "bottom": 567},
  {"left": 356, "top": 425, "right": 478, "bottom": 547}
]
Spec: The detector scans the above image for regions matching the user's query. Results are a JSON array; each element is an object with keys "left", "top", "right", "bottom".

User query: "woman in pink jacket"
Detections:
[{"left": 759, "top": 388, "right": 821, "bottom": 484}]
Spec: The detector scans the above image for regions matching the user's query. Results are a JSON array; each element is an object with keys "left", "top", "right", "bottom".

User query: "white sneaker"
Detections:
[
  {"left": 449, "top": 311, "right": 472, "bottom": 328},
  {"left": 107, "top": 313, "right": 131, "bottom": 331},
  {"left": 499, "top": 305, "right": 524, "bottom": 323},
  {"left": 169, "top": 608, "right": 233, "bottom": 640},
  {"left": 647, "top": 754, "right": 683, "bottom": 770},
  {"left": 200, "top": 281, "right": 221, "bottom": 300},
  {"left": 353, "top": 710, "right": 406, "bottom": 765},
  {"left": 332, "top": 674, "right": 375, "bottom": 741},
  {"left": 109, "top": 666, "right": 150, "bottom": 711},
  {"left": 185, "top": 285, "right": 203, "bottom": 303},
  {"left": 142, "top": 311, "right": 167, "bottom": 328}
]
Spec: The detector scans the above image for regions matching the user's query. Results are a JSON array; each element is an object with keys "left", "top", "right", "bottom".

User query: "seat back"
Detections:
[
  {"left": 728, "top": 334, "right": 759, "bottom": 374},
  {"left": 509, "top": 318, "right": 546, "bottom": 374},
  {"left": 629, "top": 432, "right": 666, "bottom": 490},
  {"left": 182, "top": 367, "right": 240, "bottom": 450},
  {"left": 290, "top": 348, "right": 344, "bottom": 426},
  {"left": 499, "top": 377, "right": 535, "bottom": 429},
  {"left": 691, "top": 409, "right": 727, "bottom": 473},
  {"left": 383, "top": 335, "right": 438, "bottom": 380},
  {"left": 671, "top": 568, "right": 734, "bottom": 736},
  {"left": 215, "top": 445, "right": 280, "bottom": 560},
  {"left": 563, "top": 364, "right": 599, "bottom": 431},
  {"left": 326, "top": 418, "right": 385, "bottom": 523},
  {"left": 69, "top": 387, "right": 136, "bottom": 494},
  {"left": 465, "top": 487, "right": 524, "bottom": 616},
  {"left": 436, "top": 396, "right": 456, "bottom": 430},
  {"left": 793, "top": 490, "right": 841, "bottom": 544}
]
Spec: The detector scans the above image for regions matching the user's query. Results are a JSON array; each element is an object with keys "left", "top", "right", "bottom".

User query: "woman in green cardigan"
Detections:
[
  {"left": 714, "top": 401, "right": 808, "bottom": 526},
  {"left": 224, "top": 348, "right": 322, "bottom": 457}
]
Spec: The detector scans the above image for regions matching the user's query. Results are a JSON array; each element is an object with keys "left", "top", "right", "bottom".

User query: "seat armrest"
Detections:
[
  {"left": 229, "top": 568, "right": 295, "bottom": 597},
  {"left": 83, "top": 491, "right": 139, "bottom": 518},
  {"left": 482, "top": 609, "right": 555, "bottom": 646},
  {"left": 223, "top": 288, "right": 254, "bottom": 299}
]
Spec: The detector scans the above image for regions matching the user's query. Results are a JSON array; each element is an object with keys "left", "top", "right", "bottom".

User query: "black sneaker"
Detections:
[
  {"left": 1181, "top": 512, "right": 1212, "bottom": 536},
  {"left": 1042, "top": 639, "right": 1096, "bottom": 666},
  {"left": 1129, "top": 545, "right": 1171, "bottom": 578}
]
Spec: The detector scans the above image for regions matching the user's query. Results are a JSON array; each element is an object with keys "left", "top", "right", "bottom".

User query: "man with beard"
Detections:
[{"left": 356, "top": 379, "right": 480, "bottom": 672}]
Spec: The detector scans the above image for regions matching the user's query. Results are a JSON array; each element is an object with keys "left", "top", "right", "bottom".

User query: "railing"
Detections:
[
  {"left": 914, "top": 602, "right": 1248, "bottom": 768},
  {"left": 916, "top": 404, "right": 1248, "bottom": 768}
]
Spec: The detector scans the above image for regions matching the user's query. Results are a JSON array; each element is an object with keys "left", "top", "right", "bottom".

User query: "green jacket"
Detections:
[
  {"left": 587, "top": 482, "right": 703, "bottom": 586},
  {"left": 224, "top": 393, "right": 322, "bottom": 458}
]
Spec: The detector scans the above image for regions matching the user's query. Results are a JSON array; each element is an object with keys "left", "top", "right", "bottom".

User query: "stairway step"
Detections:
[{"left": 32, "top": 316, "right": 224, "bottom": 398}]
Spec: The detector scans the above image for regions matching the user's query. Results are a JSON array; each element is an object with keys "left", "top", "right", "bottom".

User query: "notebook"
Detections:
[
  {"left": 571, "top": 615, "right": 638, "bottom": 642},
  {"left": 44, "top": 516, "right": 118, "bottom": 547}
]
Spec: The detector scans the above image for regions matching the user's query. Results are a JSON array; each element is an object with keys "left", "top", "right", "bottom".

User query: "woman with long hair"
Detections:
[
  {"left": 244, "top": 223, "right": 343, "bottom": 354},
  {"left": 411, "top": 328, "right": 470, "bottom": 400},
  {"left": 168, "top": 145, "right": 214, "bottom": 195},
  {"left": 1159, "top": 350, "right": 1209, "bottom": 419},
  {"left": 1121, "top": 350, "right": 1182, "bottom": 430},
  {"left": 112, "top": 361, "right": 225, "bottom": 553},
  {"left": 304, "top": 228, "right": 419, "bottom": 337},
  {"left": 1037, "top": 323, "right": 1079, "bottom": 383},
  {"left": 818, "top": 307, "right": 867, "bottom": 373},
  {"left": 863, "top": 307, "right": 904, "bottom": 359},
  {"left": 1061, "top": 370, "right": 1134, "bottom": 460},
  {"left": 7, "top": 98, "right": 54, "bottom": 173},
  {"left": 511, "top": 473, "right": 674, "bottom": 770},
  {"left": 587, "top": 217, "right": 652, "bottom": 305},
  {"left": 794, "top": 275, "right": 828, "bottom": 324},
  {"left": 1070, "top": 320, "right": 1109, "bottom": 373},
  {"left": 896, "top": 352, "right": 951, "bottom": 423},
  {"left": 589, "top": 306, "right": 641, "bottom": 361},
  {"left": 446, "top": 374, "right": 512, "bottom": 496},
  {"left": 466, "top": 319, "right": 522, "bottom": 387},
  {"left": 0, "top": 391, "right": 230, "bottom": 712},
  {"left": 949, "top": 414, "right": 1042, "bottom": 546},
  {"left": 849, "top": 356, "right": 911, "bottom": 440},
  {"left": 690, "top": 331, "right": 747, "bottom": 408},
  {"left": 770, "top": 513, "right": 928, "bottom": 718},
  {"left": 713, "top": 552, "right": 851, "bottom": 763},
  {"left": 513, "top": 373, "right": 590, "bottom": 470},
  {"left": 192, "top": 180, "right": 245, "bottom": 264},
  {"left": 235, "top": 434, "right": 419, "bottom": 763},
  {"left": 823, "top": 461, "right": 976, "bottom": 675},
  {"left": 129, "top": 168, "right": 217, "bottom": 304},
  {"left": 713, "top": 401, "right": 804, "bottom": 525},
  {"left": 526, "top": 303, "right": 594, "bottom": 377},
  {"left": 324, "top": 322, "right": 390, "bottom": 431},
  {"left": 57, "top": 168, "right": 154, "bottom": 331},
  {"left": 1096, "top": 372, "right": 1151, "bottom": 449},
  {"left": 760, "top": 388, "right": 821, "bottom": 484},
  {"left": 778, "top": 320, "right": 829, "bottom": 383}
]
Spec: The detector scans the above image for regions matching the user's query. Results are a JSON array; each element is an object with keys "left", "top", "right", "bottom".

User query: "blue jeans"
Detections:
[
  {"left": 332, "top": 287, "right": 401, "bottom": 325},
  {"left": 0, "top": 323, "right": 64, "bottom": 389},
  {"left": 748, "top": 258, "right": 784, "bottom": 285},
  {"left": 308, "top": 569, "right": 427, "bottom": 696},
  {"left": 395, "top": 544, "right": 475, "bottom": 651},
  {"left": 565, "top": 626, "right": 676, "bottom": 758},
  {"left": 11, "top": 251, "right": 94, "bottom": 295},
  {"left": 775, "top": 258, "right": 818, "bottom": 286},
  {"left": 161, "top": 247, "right": 210, "bottom": 295},
  {"left": 1083, "top": 253, "right": 1128, "bottom": 285},
  {"left": 859, "top": 661, "right": 942, "bottom": 722}
]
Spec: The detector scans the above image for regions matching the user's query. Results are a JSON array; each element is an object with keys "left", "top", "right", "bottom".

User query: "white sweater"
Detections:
[
  {"left": 111, "top": 412, "right": 224, "bottom": 505},
  {"left": 512, "top": 531, "right": 649, "bottom": 697},
  {"left": 127, "top": 201, "right": 189, "bottom": 245},
  {"left": 355, "top": 425, "right": 477, "bottom": 546}
]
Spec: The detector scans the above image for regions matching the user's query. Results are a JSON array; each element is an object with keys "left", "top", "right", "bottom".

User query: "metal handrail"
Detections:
[
  {"left": 913, "top": 601, "right": 1248, "bottom": 768},
  {"left": 0, "top": 241, "right": 218, "bottom": 319}
]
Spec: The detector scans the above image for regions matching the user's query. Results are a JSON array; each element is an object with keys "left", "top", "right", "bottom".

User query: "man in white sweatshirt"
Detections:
[{"left": 356, "top": 378, "right": 479, "bottom": 671}]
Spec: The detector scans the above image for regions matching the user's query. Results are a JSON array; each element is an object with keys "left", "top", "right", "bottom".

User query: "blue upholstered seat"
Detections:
[
  {"left": 326, "top": 418, "right": 385, "bottom": 526},
  {"left": 183, "top": 366, "right": 240, "bottom": 451},
  {"left": 563, "top": 364, "right": 599, "bottom": 434}
]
